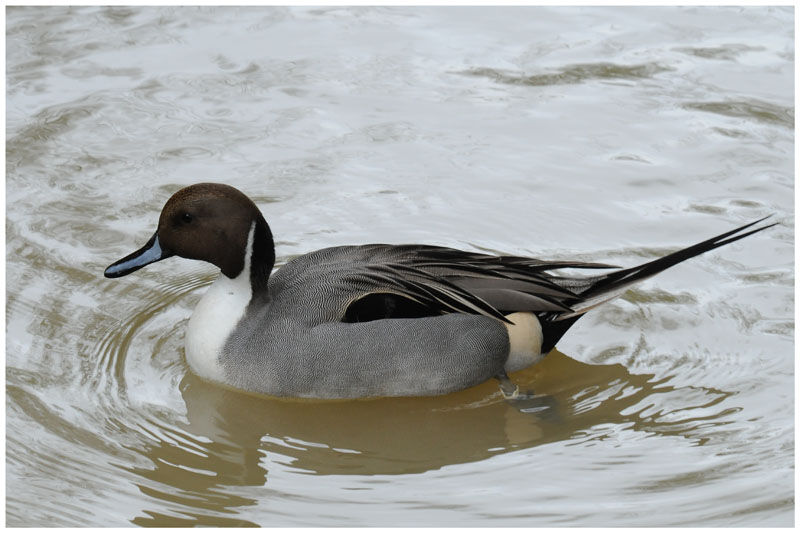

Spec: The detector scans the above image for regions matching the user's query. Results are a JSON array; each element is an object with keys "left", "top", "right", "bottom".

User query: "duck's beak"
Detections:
[{"left": 104, "top": 232, "right": 174, "bottom": 278}]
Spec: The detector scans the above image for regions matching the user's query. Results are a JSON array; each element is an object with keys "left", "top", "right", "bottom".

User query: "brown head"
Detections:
[{"left": 105, "top": 183, "right": 275, "bottom": 290}]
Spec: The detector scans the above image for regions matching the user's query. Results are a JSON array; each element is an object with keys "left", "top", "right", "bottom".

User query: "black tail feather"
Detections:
[
  {"left": 539, "top": 216, "right": 777, "bottom": 351},
  {"left": 584, "top": 215, "right": 777, "bottom": 298}
]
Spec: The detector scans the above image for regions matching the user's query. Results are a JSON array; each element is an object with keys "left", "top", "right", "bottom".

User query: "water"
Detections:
[{"left": 6, "top": 6, "right": 794, "bottom": 526}]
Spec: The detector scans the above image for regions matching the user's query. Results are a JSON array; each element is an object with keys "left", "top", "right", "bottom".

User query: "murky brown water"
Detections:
[{"left": 6, "top": 6, "right": 794, "bottom": 526}]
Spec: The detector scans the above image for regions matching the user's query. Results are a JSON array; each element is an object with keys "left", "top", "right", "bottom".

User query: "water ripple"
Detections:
[
  {"left": 458, "top": 62, "right": 671, "bottom": 87},
  {"left": 683, "top": 99, "right": 794, "bottom": 128}
]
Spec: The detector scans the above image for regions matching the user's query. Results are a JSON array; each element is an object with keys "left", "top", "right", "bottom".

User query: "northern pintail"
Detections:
[{"left": 104, "top": 183, "right": 775, "bottom": 398}]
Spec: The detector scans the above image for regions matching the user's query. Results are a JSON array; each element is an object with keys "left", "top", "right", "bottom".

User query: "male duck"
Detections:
[{"left": 105, "top": 183, "right": 774, "bottom": 399}]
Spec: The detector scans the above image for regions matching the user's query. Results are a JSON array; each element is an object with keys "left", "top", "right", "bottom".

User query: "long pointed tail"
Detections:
[{"left": 557, "top": 215, "right": 778, "bottom": 320}]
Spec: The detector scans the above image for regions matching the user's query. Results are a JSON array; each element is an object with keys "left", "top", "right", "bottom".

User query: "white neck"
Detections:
[{"left": 184, "top": 223, "right": 255, "bottom": 383}]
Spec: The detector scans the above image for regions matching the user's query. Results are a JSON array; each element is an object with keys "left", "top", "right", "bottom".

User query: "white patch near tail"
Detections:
[{"left": 503, "top": 312, "right": 544, "bottom": 373}]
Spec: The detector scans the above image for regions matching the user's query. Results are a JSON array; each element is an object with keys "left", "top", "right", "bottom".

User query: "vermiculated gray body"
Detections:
[{"left": 221, "top": 245, "right": 510, "bottom": 398}]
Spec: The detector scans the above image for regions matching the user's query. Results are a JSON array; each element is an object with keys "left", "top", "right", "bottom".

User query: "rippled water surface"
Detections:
[{"left": 6, "top": 6, "right": 794, "bottom": 526}]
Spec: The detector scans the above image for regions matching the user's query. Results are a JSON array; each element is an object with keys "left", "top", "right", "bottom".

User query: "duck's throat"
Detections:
[{"left": 184, "top": 224, "right": 257, "bottom": 383}]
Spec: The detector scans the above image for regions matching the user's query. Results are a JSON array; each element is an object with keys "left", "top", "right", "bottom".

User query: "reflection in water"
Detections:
[
  {"left": 123, "top": 421, "right": 263, "bottom": 526},
  {"left": 113, "top": 348, "right": 736, "bottom": 524}
]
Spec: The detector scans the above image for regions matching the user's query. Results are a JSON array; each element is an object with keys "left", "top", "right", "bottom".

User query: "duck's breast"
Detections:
[{"left": 185, "top": 271, "right": 252, "bottom": 384}]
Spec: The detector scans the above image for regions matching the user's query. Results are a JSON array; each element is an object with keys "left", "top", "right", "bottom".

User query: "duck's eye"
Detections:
[{"left": 182, "top": 212, "right": 193, "bottom": 223}]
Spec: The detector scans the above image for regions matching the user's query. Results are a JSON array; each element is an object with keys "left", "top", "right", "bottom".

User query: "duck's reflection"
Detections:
[
  {"left": 175, "top": 349, "right": 731, "bottom": 477},
  {"left": 128, "top": 349, "right": 733, "bottom": 524},
  {"left": 178, "top": 368, "right": 533, "bottom": 478}
]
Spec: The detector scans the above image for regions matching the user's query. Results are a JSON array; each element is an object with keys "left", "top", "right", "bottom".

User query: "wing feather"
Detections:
[{"left": 327, "top": 245, "right": 620, "bottom": 323}]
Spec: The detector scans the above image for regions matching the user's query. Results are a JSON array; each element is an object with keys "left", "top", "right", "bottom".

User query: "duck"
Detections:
[{"left": 104, "top": 183, "right": 775, "bottom": 399}]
